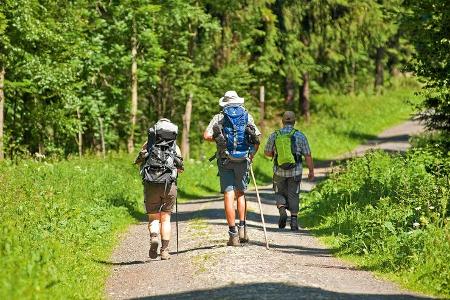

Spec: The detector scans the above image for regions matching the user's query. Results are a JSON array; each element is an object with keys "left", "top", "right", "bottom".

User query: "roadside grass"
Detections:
[
  {"left": 294, "top": 84, "right": 419, "bottom": 161},
  {"left": 0, "top": 154, "right": 143, "bottom": 299},
  {"left": 299, "top": 149, "right": 449, "bottom": 298}
]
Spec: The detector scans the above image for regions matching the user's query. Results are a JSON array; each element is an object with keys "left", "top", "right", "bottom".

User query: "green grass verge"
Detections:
[
  {"left": 298, "top": 84, "right": 419, "bottom": 160},
  {"left": 299, "top": 150, "right": 449, "bottom": 297},
  {"left": 0, "top": 154, "right": 143, "bottom": 299}
]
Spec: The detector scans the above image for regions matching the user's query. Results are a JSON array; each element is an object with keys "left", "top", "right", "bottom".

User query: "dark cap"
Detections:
[{"left": 282, "top": 111, "right": 296, "bottom": 124}]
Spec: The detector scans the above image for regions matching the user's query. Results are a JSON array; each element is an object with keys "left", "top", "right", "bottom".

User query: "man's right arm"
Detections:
[
  {"left": 203, "top": 131, "right": 214, "bottom": 142},
  {"left": 264, "top": 149, "right": 274, "bottom": 157},
  {"left": 134, "top": 141, "right": 149, "bottom": 165},
  {"left": 264, "top": 133, "right": 275, "bottom": 157},
  {"left": 203, "top": 116, "right": 217, "bottom": 142}
]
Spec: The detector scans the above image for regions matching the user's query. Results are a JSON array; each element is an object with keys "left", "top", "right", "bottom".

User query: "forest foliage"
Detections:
[
  {"left": 0, "top": 0, "right": 419, "bottom": 159},
  {"left": 402, "top": 0, "right": 450, "bottom": 138}
]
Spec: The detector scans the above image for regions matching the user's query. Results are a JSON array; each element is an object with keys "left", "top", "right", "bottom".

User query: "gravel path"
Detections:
[{"left": 106, "top": 120, "right": 429, "bottom": 299}]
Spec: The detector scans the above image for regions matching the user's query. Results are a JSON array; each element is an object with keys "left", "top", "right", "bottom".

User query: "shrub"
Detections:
[{"left": 301, "top": 150, "right": 449, "bottom": 297}]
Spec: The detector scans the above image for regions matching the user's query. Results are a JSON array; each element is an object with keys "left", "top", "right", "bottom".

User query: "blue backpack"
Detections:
[{"left": 222, "top": 105, "right": 250, "bottom": 160}]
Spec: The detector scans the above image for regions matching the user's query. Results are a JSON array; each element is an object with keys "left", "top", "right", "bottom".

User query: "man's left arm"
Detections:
[
  {"left": 175, "top": 145, "right": 184, "bottom": 173},
  {"left": 296, "top": 133, "right": 314, "bottom": 181},
  {"left": 304, "top": 154, "right": 314, "bottom": 181}
]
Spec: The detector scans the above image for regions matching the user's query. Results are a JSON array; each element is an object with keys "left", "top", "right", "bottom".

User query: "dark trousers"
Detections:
[{"left": 273, "top": 174, "right": 301, "bottom": 214}]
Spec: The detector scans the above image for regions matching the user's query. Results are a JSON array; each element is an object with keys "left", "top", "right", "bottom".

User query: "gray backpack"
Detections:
[{"left": 141, "top": 119, "right": 182, "bottom": 184}]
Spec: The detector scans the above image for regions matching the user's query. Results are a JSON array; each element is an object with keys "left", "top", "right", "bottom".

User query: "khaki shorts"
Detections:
[
  {"left": 143, "top": 182, "right": 177, "bottom": 213},
  {"left": 217, "top": 158, "right": 250, "bottom": 193}
]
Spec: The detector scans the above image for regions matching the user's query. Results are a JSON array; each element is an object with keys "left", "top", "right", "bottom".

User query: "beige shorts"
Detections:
[{"left": 143, "top": 182, "right": 177, "bottom": 213}]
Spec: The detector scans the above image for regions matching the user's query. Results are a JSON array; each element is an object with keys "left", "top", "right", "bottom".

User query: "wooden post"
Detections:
[
  {"left": 99, "top": 117, "right": 106, "bottom": 158},
  {"left": 181, "top": 93, "right": 193, "bottom": 160},
  {"left": 127, "top": 16, "right": 138, "bottom": 153},
  {"left": 76, "top": 107, "right": 82, "bottom": 158},
  {"left": 259, "top": 85, "right": 265, "bottom": 131},
  {"left": 0, "top": 67, "right": 4, "bottom": 160}
]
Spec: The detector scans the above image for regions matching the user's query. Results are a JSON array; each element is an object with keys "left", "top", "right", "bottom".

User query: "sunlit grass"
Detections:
[
  {"left": 299, "top": 150, "right": 449, "bottom": 298},
  {"left": 0, "top": 154, "right": 143, "bottom": 299}
]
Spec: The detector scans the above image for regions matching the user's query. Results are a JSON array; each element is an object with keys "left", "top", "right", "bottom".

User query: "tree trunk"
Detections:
[
  {"left": 300, "top": 72, "right": 310, "bottom": 123},
  {"left": 285, "top": 77, "right": 295, "bottom": 108},
  {"left": 374, "top": 47, "right": 384, "bottom": 95},
  {"left": 99, "top": 117, "right": 106, "bottom": 158},
  {"left": 76, "top": 107, "right": 82, "bottom": 158},
  {"left": 181, "top": 93, "right": 192, "bottom": 161},
  {"left": 38, "top": 142, "right": 44, "bottom": 157},
  {"left": 0, "top": 67, "right": 4, "bottom": 160},
  {"left": 127, "top": 17, "right": 138, "bottom": 153},
  {"left": 259, "top": 85, "right": 265, "bottom": 131},
  {"left": 350, "top": 60, "right": 356, "bottom": 95},
  {"left": 387, "top": 34, "right": 401, "bottom": 77}
]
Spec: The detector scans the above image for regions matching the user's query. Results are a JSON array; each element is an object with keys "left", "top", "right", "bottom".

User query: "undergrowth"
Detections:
[
  {"left": 0, "top": 154, "right": 143, "bottom": 299},
  {"left": 300, "top": 149, "right": 449, "bottom": 297}
]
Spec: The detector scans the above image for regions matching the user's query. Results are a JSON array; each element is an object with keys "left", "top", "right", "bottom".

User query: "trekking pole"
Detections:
[
  {"left": 175, "top": 195, "right": 179, "bottom": 255},
  {"left": 249, "top": 164, "right": 269, "bottom": 250},
  {"left": 244, "top": 193, "right": 247, "bottom": 242}
]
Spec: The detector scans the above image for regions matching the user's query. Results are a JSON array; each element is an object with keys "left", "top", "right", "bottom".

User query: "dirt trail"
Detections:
[{"left": 106, "top": 120, "right": 430, "bottom": 299}]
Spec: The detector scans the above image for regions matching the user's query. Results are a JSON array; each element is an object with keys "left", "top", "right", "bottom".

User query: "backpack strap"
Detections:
[
  {"left": 273, "top": 130, "right": 282, "bottom": 164},
  {"left": 289, "top": 129, "right": 302, "bottom": 163},
  {"left": 288, "top": 128, "right": 297, "bottom": 137},
  {"left": 275, "top": 129, "right": 281, "bottom": 137}
]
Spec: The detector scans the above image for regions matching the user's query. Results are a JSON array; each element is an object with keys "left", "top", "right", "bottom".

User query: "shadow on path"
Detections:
[
  {"left": 132, "top": 282, "right": 431, "bottom": 300},
  {"left": 94, "top": 259, "right": 154, "bottom": 266}
]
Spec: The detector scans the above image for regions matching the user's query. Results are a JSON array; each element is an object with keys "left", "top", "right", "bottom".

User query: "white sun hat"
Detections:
[{"left": 218, "top": 90, "right": 244, "bottom": 107}]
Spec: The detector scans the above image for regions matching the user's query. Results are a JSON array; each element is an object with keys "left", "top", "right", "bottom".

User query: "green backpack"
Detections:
[{"left": 274, "top": 129, "right": 297, "bottom": 170}]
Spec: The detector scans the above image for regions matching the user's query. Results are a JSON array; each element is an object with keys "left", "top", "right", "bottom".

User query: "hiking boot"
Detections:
[
  {"left": 149, "top": 233, "right": 159, "bottom": 259},
  {"left": 290, "top": 217, "right": 299, "bottom": 231},
  {"left": 160, "top": 248, "right": 170, "bottom": 260},
  {"left": 278, "top": 206, "right": 288, "bottom": 229},
  {"left": 238, "top": 225, "right": 249, "bottom": 243},
  {"left": 227, "top": 231, "right": 240, "bottom": 246}
]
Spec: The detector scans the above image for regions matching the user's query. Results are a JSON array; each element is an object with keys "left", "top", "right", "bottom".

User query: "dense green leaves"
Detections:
[
  {"left": 0, "top": 0, "right": 421, "bottom": 158},
  {"left": 403, "top": 0, "right": 450, "bottom": 137}
]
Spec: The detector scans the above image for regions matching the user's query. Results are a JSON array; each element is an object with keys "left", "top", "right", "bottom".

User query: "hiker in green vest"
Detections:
[
  {"left": 203, "top": 91, "right": 261, "bottom": 246},
  {"left": 264, "top": 111, "right": 314, "bottom": 231}
]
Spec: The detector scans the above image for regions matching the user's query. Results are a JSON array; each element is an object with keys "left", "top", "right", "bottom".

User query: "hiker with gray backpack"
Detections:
[
  {"left": 203, "top": 91, "right": 261, "bottom": 246},
  {"left": 264, "top": 111, "right": 314, "bottom": 231},
  {"left": 134, "top": 118, "right": 184, "bottom": 260}
]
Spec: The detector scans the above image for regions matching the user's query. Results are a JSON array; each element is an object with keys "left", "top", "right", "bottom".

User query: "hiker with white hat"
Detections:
[
  {"left": 264, "top": 111, "right": 314, "bottom": 231},
  {"left": 203, "top": 91, "right": 261, "bottom": 246}
]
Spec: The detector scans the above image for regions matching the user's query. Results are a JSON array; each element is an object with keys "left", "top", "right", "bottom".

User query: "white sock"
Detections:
[{"left": 150, "top": 219, "right": 160, "bottom": 236}]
